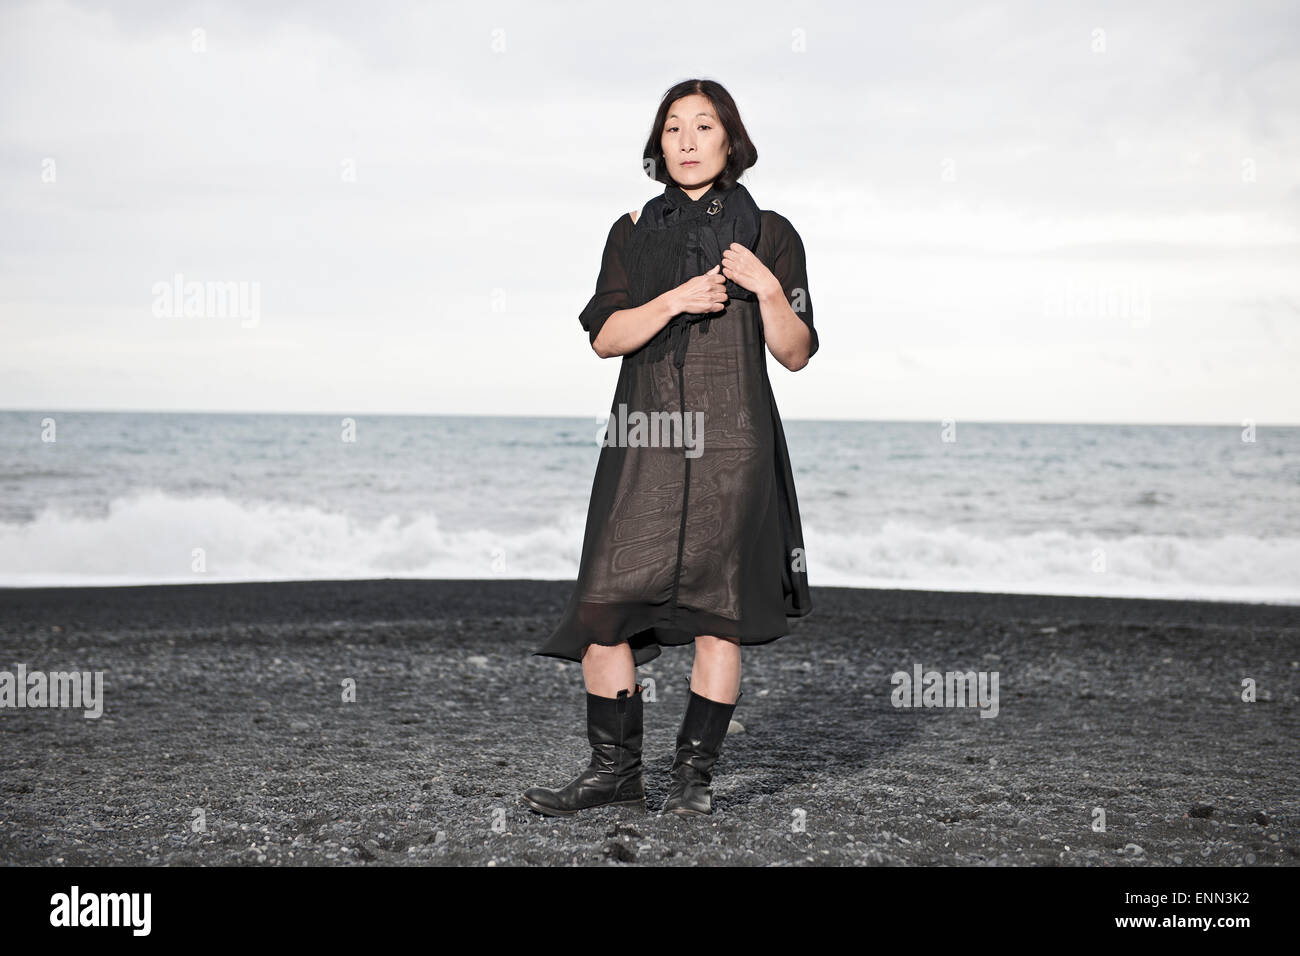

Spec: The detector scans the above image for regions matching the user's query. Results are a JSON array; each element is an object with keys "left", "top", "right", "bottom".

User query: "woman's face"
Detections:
[{"left": 660, "top": 93, "right": 730, "bottom": 192}]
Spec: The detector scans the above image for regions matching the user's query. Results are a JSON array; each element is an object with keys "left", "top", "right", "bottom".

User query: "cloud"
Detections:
[{"left": 1, "top": 0, "right": 1297, "bottom": 422}]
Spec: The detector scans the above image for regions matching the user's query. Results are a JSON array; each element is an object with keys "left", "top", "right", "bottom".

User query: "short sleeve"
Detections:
[
  {"left": 766, "top": 212, "right": 819, "bottom": 359},
  {"left": 578, "top": 213, "right": 634, "bottom": 348}
]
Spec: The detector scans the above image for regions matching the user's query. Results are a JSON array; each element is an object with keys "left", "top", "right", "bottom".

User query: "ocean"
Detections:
[{"left": 1, "top": 410, "right": 1297, "bottom": 604}]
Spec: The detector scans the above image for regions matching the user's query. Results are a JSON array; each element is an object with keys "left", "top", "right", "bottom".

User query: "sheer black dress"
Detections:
[{"left": 534, "top": 197, "right": 818, "bottom": 667}]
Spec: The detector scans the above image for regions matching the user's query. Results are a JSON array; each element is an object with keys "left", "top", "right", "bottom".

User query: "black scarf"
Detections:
[{"left": 624, "top": 179, "right": 762, "bottom": 367}]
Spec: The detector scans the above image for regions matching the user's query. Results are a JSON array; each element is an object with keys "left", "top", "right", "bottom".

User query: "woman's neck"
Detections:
[{"left": 677, "top": 182, "right": 715, "bottom": 201}]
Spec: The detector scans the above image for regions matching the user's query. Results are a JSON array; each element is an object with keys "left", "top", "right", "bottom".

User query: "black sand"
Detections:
[{"left": 0, "top": 579, "right": 1296, "bottom": 866}]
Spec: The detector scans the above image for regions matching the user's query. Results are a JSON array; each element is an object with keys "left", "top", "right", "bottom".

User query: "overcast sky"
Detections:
[{"left": 1, "top": 0, "right": 1296, "bottom": 424}]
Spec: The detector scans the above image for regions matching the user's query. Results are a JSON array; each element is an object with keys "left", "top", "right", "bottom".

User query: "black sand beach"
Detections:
[{"left": 0, "top": 579, "right": 1296, "bottom": 866}]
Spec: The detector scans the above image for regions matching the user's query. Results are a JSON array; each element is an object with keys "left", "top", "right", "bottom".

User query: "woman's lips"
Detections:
[{"left": 682, "top": 161, "right": 699, "bottom": 166}]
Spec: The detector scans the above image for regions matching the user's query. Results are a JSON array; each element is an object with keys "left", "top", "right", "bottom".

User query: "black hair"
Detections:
[{"left": 641, "top": 78, "right": 757, "bottom": 190}]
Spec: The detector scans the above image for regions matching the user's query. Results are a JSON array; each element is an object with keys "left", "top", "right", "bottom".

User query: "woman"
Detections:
[{"left": 525, "top": 78, "right": 818, "bottom": 818}]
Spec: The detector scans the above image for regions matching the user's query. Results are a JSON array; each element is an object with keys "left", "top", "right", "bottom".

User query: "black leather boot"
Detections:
[
  {"left": 521, "top": 684, "right": 645, "bottom": 816},
  {"left": 661, "top": 679, "right": 742, "bottom": 817}
]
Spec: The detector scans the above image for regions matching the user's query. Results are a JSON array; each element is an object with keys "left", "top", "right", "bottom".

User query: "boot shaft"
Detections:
[
  {"left": 672, "top": 680, "right": 741, "bottom": 778},
  {"left": 585, "top": 683, "right": 644, "bottom": 775}
]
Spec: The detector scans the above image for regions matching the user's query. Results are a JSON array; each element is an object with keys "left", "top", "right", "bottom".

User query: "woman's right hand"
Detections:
[
  {"left": 594, "top": 266, "right": 728, "bottom": 359},
  {"left": 669, "top": 264, "right": 728, "bottom": 316}
]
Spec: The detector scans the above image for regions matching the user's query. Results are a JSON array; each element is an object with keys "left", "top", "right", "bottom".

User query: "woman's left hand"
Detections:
[
  {"left": 724, "top": 241, "right": 813, "bottom": 371},
  {"left": 720, "top": 243, "right": 781, "bottom": 299}
]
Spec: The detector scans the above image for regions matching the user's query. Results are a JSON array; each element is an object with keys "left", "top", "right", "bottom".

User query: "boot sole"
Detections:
[{"left": 520, "top": 795, "right": 646, "bottom": 817}]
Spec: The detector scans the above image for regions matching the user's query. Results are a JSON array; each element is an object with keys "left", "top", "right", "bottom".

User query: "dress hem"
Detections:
[{"left": 532, "top": 601, "right": 813, "bottom": 666}]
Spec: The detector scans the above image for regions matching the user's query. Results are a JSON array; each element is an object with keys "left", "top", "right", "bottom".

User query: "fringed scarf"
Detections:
[{"left": 624, "top": 179, "right": 762, "bottom": 367}]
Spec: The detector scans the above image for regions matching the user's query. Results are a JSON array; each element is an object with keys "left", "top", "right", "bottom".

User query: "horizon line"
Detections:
[{"left": 1, "top": 407, "right": 1297, "bottom": 428}]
